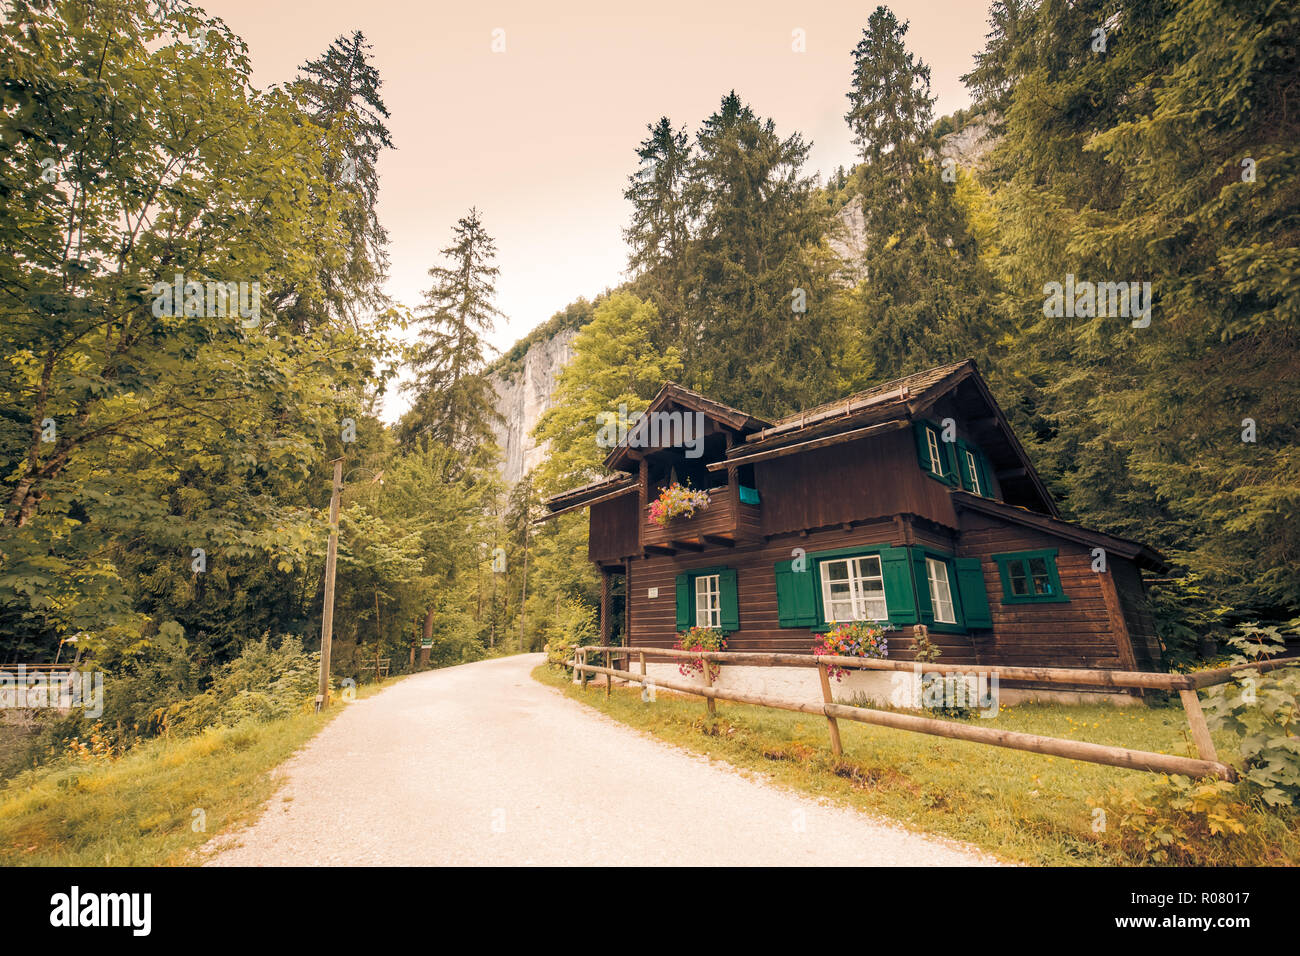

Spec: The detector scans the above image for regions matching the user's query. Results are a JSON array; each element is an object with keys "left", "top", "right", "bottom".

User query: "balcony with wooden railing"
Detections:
[{"left": 641, "top": 486, "right": 761, "bottom": 554}]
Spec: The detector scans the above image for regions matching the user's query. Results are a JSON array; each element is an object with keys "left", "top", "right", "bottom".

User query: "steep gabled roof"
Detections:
[
  {"left": 749, "top": 361, "right": 970, "bottom": 443},
  {"left": 725, "top": 359, "right": 1058, "bottom": 518},
  {"left": 601, "top": 381, "right": 771, "bottom": 473},
  {"left": 545, "top": 360, "right": 1061, "bottom": 520}
]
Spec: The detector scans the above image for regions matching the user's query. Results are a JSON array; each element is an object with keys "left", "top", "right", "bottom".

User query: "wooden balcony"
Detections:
[{"left": 641, "top": 489, "right": 761, "bottom": 554}]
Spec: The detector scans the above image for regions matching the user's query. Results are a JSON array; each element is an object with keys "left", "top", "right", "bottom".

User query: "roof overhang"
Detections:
[
  {"left": 952, "top": 491, "right": 1169, "bottom": 572},
  {"left": 601, "top": 382, "right": 770, "bottom": 473}
]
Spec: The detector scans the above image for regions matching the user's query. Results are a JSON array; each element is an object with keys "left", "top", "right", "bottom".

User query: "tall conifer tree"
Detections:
[
  {"left": 402, "top": 208, "right": 503, "bottom": 455},
  {"left": 284, "top": 31, "right": 394, "bottom": 329}
]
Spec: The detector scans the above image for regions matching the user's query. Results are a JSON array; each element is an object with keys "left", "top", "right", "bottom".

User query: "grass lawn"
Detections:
[
  {"left": 0, "top": 675, "right": 407, "bottom": 867},
  {"left": 533, "top": 664, "right": 1300, "bottom": 866}
]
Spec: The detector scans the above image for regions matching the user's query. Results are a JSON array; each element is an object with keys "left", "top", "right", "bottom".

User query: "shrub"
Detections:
[
  {"left": 148, "top": 634, "right": 318, "bottom": 736},
  {"left": 1203, "top": 622, "right": 1300, "bottom": 807},
  {"left": 909, "top": 627, "right": 976, "bottom": 718},
  {"left": 1094, "top": 775, "right": 1252, "bottom": 865},
  {"left": 544, "top": 598, "right": 599, "bottom": 670}
]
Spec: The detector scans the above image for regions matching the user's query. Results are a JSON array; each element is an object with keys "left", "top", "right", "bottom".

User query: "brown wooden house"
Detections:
[{"left": 543, "top": 360, "right": 1168, "bottom": 702}]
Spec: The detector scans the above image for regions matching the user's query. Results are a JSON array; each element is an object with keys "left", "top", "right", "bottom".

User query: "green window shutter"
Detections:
[
  {"left": 976, "top": 451, "right": 994, "bottom": 499},
  {"left": 880, "top": 546, "right": 918, "bottom": 625},
  {"left": 674, "top": 573, "right": 691, "bottom": 630},
  {"left": 774, "top": 560, "right": 817, "bottom": 627},
  {"left": 913, "top": 421, "right": 934, "bottom": 473},
  {"left": 956, "top": 439, "right": 975, "bottom": 491},
  {"left": 718, "top": 568, "right": 739, "bottom": 632},
  {"left": 953, "top": 557, "right": 992, "bottom": 628},
  {"left": 941, "top": 437, "right": 961, "bottom": 487},
  {"left": 911, "top": 548, "right": 935, "bottom": 625}
]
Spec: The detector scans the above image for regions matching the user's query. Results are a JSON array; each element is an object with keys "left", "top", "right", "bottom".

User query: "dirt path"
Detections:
[{"left": 207, "top": 653, "right": 1000, "bottom": 866}]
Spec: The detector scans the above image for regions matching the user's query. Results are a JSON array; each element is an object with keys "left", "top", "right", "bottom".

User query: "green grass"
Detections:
[
  {"left": 0, "top": 675, "right": 407, "bottom": 867},
  {"left": 533, "top": 665, "right": 1300, "bottom": 866}
]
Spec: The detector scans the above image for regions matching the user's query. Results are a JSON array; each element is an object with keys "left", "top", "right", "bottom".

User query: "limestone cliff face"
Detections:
[
  {"left": 936, "top": 112, "right": 999, "bottom": 169},
  {"left": 488, "top": 327, "right": 577, "bottom": 486}
]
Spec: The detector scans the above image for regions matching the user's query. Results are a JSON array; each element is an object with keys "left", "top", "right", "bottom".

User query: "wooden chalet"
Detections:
[{"left": 543, "top": 360, "right": 1168, "bottom": 699}]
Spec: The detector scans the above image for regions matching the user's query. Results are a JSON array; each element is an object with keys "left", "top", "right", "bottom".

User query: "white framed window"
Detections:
[
  {"left": 819, "top": 555, "right": 888, "bottom": 622},
  {"left": 965, "top": 449, "right": 982, "bottom": 495},
  {"left": 926, "top": 557, "right": 957, "bottom": 624},
  {"left": 926, "top": 427, "right": 944, "bottom": 476},
  {"left": 695, "top": 574, "right": 721, "bottom": 628}
]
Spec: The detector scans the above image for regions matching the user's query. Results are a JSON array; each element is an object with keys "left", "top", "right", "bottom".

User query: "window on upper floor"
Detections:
[
  {"left": 925, "top": 426, "right": 944, "bottom": 477},
  {"left": 964, "top": 449, "right": 983, "bottom": 495}
]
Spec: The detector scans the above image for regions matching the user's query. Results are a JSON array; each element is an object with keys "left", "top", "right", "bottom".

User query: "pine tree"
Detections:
[
  {"left": 401, "top": 208, "right": 503, "bottom": 455},
  {"left": 623, "top": 117, "right": 694, "bottom": 350},
  {"left": 845, "top": 6, "right": 934, "bottom": 186},
  {"left": 684, "top": 91, "right": 837, "bottom": 416},
  {"left": 974, "top": 0, "right": 1300, "bottom": 632},
  {"left": 961, "top": 0, "right": 1032, "bottom": 127},
  {"left": 288, "top": 30, "right": 394, "bottom": 329},
  {"left": 841, "top": 6, "right": 997, "bottom": 381}
]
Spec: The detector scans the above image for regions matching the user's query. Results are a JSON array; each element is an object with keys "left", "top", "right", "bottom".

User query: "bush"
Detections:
[
  {"left": 1203, "top": 622, "right": 1300, "bottom": 807},
  {"left": 1094, "top": 775, "right": 1252, "bottom": 865},
  {"left": 544, "top": 598, "right": 599, "bottom": 670},
  {"left": 910, "top": 627, "right": 976, "bottom": 719},
  {"left": 148, "top": 634, "right": 318, "bottom": 736}
]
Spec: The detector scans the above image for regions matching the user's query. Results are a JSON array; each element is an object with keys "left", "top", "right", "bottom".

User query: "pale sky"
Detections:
[{"left": 203, "top": 0, "right": 991, "bottom": 420}]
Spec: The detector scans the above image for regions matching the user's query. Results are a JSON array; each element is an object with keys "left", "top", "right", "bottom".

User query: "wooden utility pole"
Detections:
[
  {"left": 316, "top": 457, "right": 343, "bottom": 710},
  {"left": 518, "top": 513, "right": 529, "bottom": 650}
]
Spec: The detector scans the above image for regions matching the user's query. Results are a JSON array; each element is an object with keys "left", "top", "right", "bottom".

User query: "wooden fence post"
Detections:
[
  {"left": 579, "top": 648, "right": 588, "bottom": 689},
  {"left": 1179, "top": 689, "right": 1219, "bottom": 763},
  {"left": 604, "top": 650, "right": 611, "bottom": 698},
  {"left": 817, "top": 661, "right": 843, "bottom": 757}
]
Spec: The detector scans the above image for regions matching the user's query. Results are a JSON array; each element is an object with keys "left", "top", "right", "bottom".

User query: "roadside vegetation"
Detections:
[
  {"left": 534, "top": 663, "right": 1300, "bottom": 866},
  {"left": 0, "top": 673, "right": 405, "bottom": 867}
]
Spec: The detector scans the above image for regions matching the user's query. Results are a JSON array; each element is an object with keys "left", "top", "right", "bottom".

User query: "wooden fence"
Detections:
[{"left": 570, "top": 644, "right": 1300, "bottom": 782}]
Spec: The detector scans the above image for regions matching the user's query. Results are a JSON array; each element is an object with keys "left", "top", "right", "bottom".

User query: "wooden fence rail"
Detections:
[{"left": 569, "top": 645, "right": 1300, "bottom": 782}]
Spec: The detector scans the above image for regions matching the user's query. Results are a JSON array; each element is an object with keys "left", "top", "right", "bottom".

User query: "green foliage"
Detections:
[
  {"left": 0, "top": 0, "right": 387, "bottom": 660},
  {"left": 1096, "top": 775, "right": 1252, "bottom": 865},
  {"left": 150, "top": 634, "right": 319, "bottom": 736},
  {"left": 543, "top": 598, "right": 598, "bottom": 669},
  {"left": 975, "top": 0, "right": 1300, "bottom": 622},
  {"left": 1204, "top": 623, "right": 1300, "bottom": 807},
  {"left": 0, "top": 2, "right": 496, "bottom": 777},
  {"left": 401, "top": 208, "right": 504, "bottom": 453},
  {"left": 532, "top": 291, "right": 682, "bottom": 497}
]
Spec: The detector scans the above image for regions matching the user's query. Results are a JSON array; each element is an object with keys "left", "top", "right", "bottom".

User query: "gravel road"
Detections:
[{"left": 206, "top": 653, "right": 1000, "bottom": 866}]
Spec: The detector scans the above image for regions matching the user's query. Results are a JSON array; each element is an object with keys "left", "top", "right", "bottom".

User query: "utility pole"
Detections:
[{"left": 316, "top": 457, "right": 343, "bottom": 710}]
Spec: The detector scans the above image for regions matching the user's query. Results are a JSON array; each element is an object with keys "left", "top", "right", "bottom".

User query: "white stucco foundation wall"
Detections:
[{"left": 600, "top": 661, "right": 1143, "bottom": 709}]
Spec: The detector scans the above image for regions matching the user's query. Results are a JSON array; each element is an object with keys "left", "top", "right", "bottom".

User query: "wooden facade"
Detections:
[{"left": 545, "top": 361, "right": 1169, "bottom": 687}]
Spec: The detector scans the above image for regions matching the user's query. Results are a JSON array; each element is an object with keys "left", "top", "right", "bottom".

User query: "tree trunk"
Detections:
[{"left": 420, "top": 605, "right": 434, "bottom": 667}]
